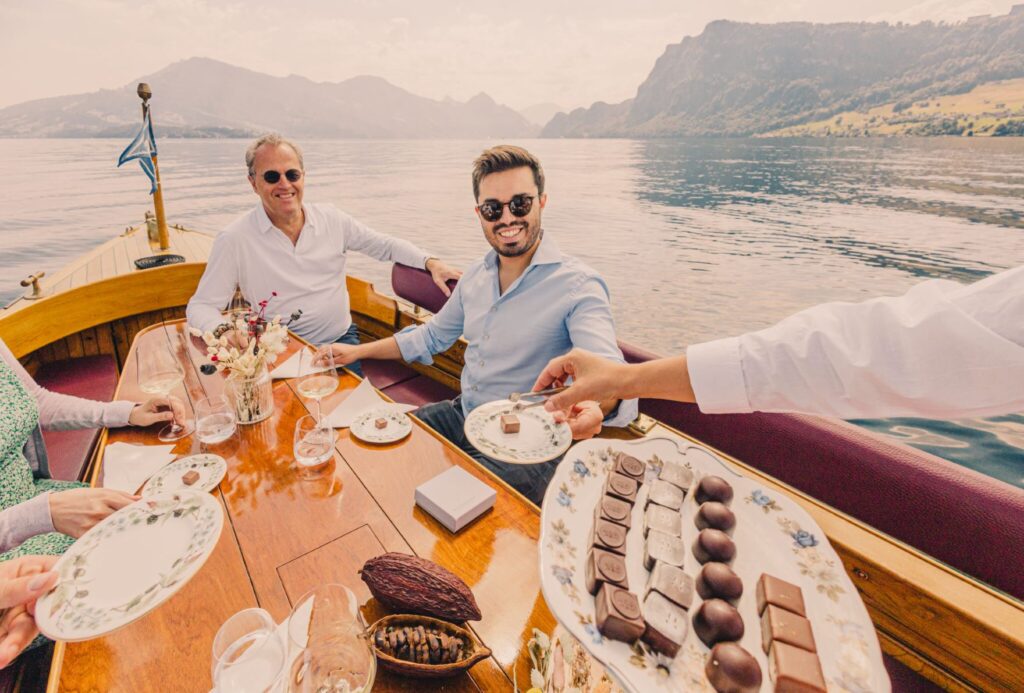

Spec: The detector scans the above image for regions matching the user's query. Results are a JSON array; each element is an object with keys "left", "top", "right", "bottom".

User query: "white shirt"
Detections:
[
  {"left": 687, "top": 265, "right": 1024, "bottom": 419},
  {"left": 187, "top": 203, "right": 432, "bottom": 344}
]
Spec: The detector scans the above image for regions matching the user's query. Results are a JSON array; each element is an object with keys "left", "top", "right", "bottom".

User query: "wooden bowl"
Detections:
[{"left": 366, "top": 614, "right": 491, "bottom": 678}]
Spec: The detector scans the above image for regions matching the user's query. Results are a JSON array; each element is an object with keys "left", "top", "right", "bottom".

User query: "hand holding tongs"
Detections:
[{"left": 508, "top": 386, "right": 567, "bottom": 412}]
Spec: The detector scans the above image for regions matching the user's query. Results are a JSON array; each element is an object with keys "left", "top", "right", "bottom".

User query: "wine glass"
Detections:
[
  {"left": 296, "top": 346, "right": 338, "bottom": 423},
  {"left": 195, "top": 395, "right": 237, "bottom": 446},
  {"left": 286, "top": 584, "right": 374, "bottom": 693},
  {"left": 212, "top": 608, "right": 286, "bottom": 693},
  {"left": 293, "top": 415, "right": 334, "bottom": 480},
  {"left": 137, "top": 339, "right": 193, "bottom": 442}
]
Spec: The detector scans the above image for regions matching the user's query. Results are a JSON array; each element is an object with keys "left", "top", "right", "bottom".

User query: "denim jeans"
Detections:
[
  {"left": 413, "top": 397, "right": 560, "bottom": 507},
  {"left": 334, "top": 322, "right": 363, "bottom": 377}
]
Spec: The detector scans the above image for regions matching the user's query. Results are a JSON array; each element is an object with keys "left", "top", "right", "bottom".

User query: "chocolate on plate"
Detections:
[
  {"left": 692, "top": 528, "right": 736, "bottom": 564},
  {"left": 692, "top": 598, "right": 745, "bottom": 647},
  {"left": 657, "top": 462, "right": 693, "bottom": 491},
  {"left": 641, "top": 590, "right": 688, "bottom": 658},
  {"left": 756, "top": 574, "right": 806, "bottom": 617},
  {"left": 374, "top": 417, "right": 388, "bottom": 429},
  {"left": 761, "top": 604, "right": 816, "bottom": 654},
  {"left": 643, "top": 503, "right": 681, "bottom": 537},
  {"left": 644, "top": 529, "right": 686, "bottom": 570},
  {"left": 594, "top": 494, "right": 632, "bottom": 529},
  {"left": 705, "top": 642, "right": 762, "bottom": 693},
  {"left": 612, "top": 452, "right": 646, "bottom": 481},
  {"left": 604, "top": 472, "right": 639, "bottom": 504},
  {"left": 595, "top": 584, "right": 644, "bottom": 643},
  {"left": 768, "top": 641, "right": 826, "bottom": 692},
  {"left": 590, "top": 518, "right": 628, "bottom": 555},
  {"left": 695, "top": 501, "right": 736, "bottom": 535},
  {"left": 645, "top": 561, "right": 693, "bottom": 610},
  {"left": 646, "top": 480, "right": 684, "bottom": 511},
  {"left": 500, "top": 414, "right": 520, "bottom": 433},
  {"left": 694, "top": 476, "right": 734, "bottom": 505},
  {"left": 696, "top": 562, "right": 744, "bottom": 603},
  {"left": 585, "top": 547, "right": 628, "bottom": 595},
  {"left": 181, "top": 470, "right": 200, "bottom": 486}
]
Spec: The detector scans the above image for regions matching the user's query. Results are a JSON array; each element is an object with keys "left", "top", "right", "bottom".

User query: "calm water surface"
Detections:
[{"left": 1, "top": 137, "right": 1022, "bottom": 486}]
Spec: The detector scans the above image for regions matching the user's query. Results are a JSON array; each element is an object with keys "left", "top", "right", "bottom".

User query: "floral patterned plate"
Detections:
[
  {"left": 351, "top": 408, "right": 413, "bottom": 444},
  {"left": 141, "top": 454, "right": 226, "bottom": 497},
  {"left": 538, "top": 436, "right": 889, "bottom": 693},
  {"left": 36, "top": 491, "right": 224, "bottom": 642},
  {"left": 464, "top": 399, "right": 572, "bottom": 465}
]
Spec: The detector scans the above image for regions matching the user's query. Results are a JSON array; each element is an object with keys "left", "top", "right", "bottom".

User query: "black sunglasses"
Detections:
[
  {"left": 476, "top": 194, "right": 535, "bottom": 222},
  {"left": 258, "top": 169, "right": 303, "bottom": 184}
]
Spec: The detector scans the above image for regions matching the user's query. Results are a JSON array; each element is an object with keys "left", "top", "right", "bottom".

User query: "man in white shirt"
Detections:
[
  {"left": 186, "top": 133, "right": 461, "bottom": 376},
  {"left": 532, "top": 265, "right": 1024, "bottom": 421}
]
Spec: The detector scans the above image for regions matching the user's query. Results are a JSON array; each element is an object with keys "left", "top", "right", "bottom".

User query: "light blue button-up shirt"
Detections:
[{"left": 393, "top": 234, "right": 638, "bottom": 427}]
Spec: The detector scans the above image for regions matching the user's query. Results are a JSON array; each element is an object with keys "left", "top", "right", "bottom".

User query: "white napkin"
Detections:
[
  {"left": 322, "top": 377, "right": 416, "bottom": 428},
  {"left": 271, "top": 348, "right": 330, "bottom": 380},
  {"left": 101, "top": 442, "right": 177, "bottom": 493}
]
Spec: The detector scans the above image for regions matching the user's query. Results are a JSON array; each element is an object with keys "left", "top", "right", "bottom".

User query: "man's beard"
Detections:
[{"left": 490, "top": 220, "right": 542, "bottom": 258}]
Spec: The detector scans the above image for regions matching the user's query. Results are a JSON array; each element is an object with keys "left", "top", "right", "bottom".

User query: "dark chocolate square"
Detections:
[
  {"left": 590, "top": 518, "right": 628, "bottom": 555},
  {"left": 604, "top": 472, "right": 639, "bottom": 504},
  {"left": 585, "top": 546, "right": 628, "bottom": 595},
  {"left": 594, "top": 494, "right": 632, "bottom": 529},
  {"left": 595, "top": 584, "right": 644, "bottom": 643}
]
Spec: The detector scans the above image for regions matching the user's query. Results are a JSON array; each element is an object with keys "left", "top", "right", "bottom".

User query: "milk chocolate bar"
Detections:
[
  {"left": 756, "top": 574, "right": 806, "bottom": 617},
  {"left": 644, "top": 529, "right": 686, "bottom": 570},
  {"left": 595, "top": 584, "right": 644, "bottom": 643},
  {"left": 643, "top": 503, "right": 680, "bottom": 537},
  {"left": 181, "top": 470, "right": 200, "bottom": 486},
  {"left": 768, "top": 641, "right": 826, "bottom": 692},
  {"left": 658, "top": 462, "right": 693, "bottom": 491},
  {"left": 646, "top": 480, "right": 684, "bottom": 511},
  {"left": 645, "top": 561, "right": 693, "bottom": 609},
  {"left": 500, "top": 414, "right": 520, "bottom": 433},
  {"left": 594, "top": 494, "right": 632, "bottom": 529},
  {"left": 760, "top": 605, "right": 816, "bottom": 654},
  {"left": 641, "top": 590, "right": 688, "bottom": 657},
  {"left": 585, "top": 547, "right": 628, "bottom": 595},
  {"left": 612, "top": 453, "right": 646, "bottom": 481},
  {"left": 604, "top": 472, "right": 638, "bottom": 504},
  {"left": 374, "top": 417, "right": 388, "bottom": 429},
  {"left": 590, "top": 518, "right": 628, "bottom": 555}
]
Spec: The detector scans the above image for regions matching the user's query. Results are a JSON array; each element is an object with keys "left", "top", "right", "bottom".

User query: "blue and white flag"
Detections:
[{"left": 117, "top": 111, "right": 158, "bottom": 194}]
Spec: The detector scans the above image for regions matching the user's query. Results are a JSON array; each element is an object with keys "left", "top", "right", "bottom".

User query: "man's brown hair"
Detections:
[{"left": 471, "top": 145, "right": 545, "bottom": 201}]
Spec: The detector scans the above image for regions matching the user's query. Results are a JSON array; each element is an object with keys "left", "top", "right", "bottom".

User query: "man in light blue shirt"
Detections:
[{"left": 322, "top": 145, "right": 637, "bottom": 504}]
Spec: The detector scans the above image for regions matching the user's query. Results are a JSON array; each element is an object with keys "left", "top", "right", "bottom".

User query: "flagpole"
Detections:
[{"left": 137, "top": 83, "right": 170, "bottom": 251}]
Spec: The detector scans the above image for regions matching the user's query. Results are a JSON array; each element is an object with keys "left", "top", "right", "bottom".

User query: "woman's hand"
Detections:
[
  {"left": 0, "top": 555, "right": 59, "bottom": 668},
  {"left": 128, "top": 396, "right": 186, "bottom": 427},
  {"left": 48, "top": 488, "right": 138, "bottom": 538}
]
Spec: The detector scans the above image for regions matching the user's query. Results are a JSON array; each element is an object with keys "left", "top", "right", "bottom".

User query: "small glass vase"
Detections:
[{"left": 226, "top": 365, "right": 274, "bottom": 424}]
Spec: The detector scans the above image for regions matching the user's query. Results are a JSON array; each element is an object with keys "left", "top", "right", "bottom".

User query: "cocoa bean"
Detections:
[{"left": 360, "top": 553, "right": 482, "bottom": 622}]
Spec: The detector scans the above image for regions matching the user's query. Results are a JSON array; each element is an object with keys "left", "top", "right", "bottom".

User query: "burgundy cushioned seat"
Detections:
[
  {"left": 380, "top": 375, "right": 458, "bottom": 409},
  {"left": 33, "top": 355, "right": 119, "bottom": 481},
  {"left": 360, "top": 358, "right": 419, "bottom": 390},
  {"left": 392, "top": 264, "right": 458, "bottom": 316}
]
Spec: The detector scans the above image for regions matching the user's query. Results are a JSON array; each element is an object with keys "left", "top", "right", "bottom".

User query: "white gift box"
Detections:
[{"left": 414, "top": 466, "right": 497, "bottom": 533}]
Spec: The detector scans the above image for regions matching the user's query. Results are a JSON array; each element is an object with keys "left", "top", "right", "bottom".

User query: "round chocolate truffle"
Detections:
[
  {"left": 692, "top": 529, "right": 737, "bottom": 564},
  {"left": 696, "top": 562, "right": 744, "bottom": 602},
  {"left": 695, "top": 501, "right": 736, "bottom": 534},
  {"left": 695, "top": 476, "right": 734, "bottom": 505},
  {"left": 692, "top": 599, "right": 744, "bottom": 647},
  {"left": 705, "top": 642, "right": 762, "bottom": 693}
]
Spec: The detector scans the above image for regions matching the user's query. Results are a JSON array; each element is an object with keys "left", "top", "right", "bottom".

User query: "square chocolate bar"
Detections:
[
  {"left": 644, "top": 529, "right": 686, "bottom": 570},
  {"left": 756, "top": 574, "right": 807, "bottom": 617},
  {"left": 590, "top": 518, "right": 628, "bottom": 555},
  {"left": 646, "top": 480, "right": 685, "bottom": 511},
  {"left": 761, "top": 604, "right": 816, "bottom": 654},
  {"left": 604, "top": 472, "right": 638, "bottom": 504},
  {"left": 645, "top": 561, "right": 693, "bottom": 610},
  {"left": 768, "top": 641, "right": 826, "bottom": 692},
  {"left": 595, "top": 584, "right": 644, "bottom": 643},
  {"left": 585, "top": 546, "right": 628, "bottom": 595},
  {"left": 594, "top": 494, "right": 632, "bottom": 529},
  {"left": 658, "top": 462, "right": 693, "bottom": 492},
  {"left": 641, "top": 590, "right": 688, "bottom": 658},
  {"left": 643, "top": 503, "right": 681, "bottom": 538},
  {"left": 500, "top": 414, "right": 520, "bottom": 433},
  {"left": 612, "top": 452, "right": 646, "bottom": 482}
]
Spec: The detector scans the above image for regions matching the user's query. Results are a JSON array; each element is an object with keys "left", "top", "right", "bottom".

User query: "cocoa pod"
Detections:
[{"left": 360, "top": 553, "right": 482, "bottom": 621}]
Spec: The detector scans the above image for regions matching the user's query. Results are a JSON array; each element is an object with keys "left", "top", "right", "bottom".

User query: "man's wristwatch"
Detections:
[{"left": 212, "top": 323, "right": 233, "bottom": 339}]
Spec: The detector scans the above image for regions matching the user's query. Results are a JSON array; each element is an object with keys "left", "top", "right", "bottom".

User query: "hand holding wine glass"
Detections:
[
  {"left": 137, "top": 340, "right": 193, "bottom": 442},
  {"left": 296, "top": 346, "right": 338, "bottom": 422}
]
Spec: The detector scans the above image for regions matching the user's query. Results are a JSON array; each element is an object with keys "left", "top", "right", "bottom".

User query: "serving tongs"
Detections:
[{"left": 508, "top": 386, "right": 567, "bottom": 412}]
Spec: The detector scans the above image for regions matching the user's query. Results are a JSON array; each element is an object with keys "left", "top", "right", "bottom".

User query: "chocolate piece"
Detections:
[
  {"left": 594, "top": 584, "right": 644, "bottom": 643},
  {"left": 612, "top": 453, "right": 646, "bottom": 481},
  {"left": 768, "top": 641, "right": 826, "bottom": 692},
  {"left": 641, "top": 590, "right": 688, "bottom": 657},
  {"left": 585, "top": 547, "right": 628, "bottom": 595},
  {"left": 696, "top": 562, "right": 744, "bottom": 603},
  {"left": 181, "top": 470, "right": 200, "bottom": 486},
  {"left": 705, "top": 642, "right": 762, "bottom": 693},
  {"left": 500, "top": 414, "right": 520, "bottom": 433},
  {"left": 590, "top": 518, "right": 628, "bottom": 555},
  {"left": 761, "top": 604, "right": 816, "bottom": 654},
  {"left": 658, "top": 462, "right": 693, "bottom": 491},
  {"left": 604, "top": 472, "right": 638, "bottom": 504},
  {"left": 693, "top": 599, "right": 745, "bottom": 647},
  {"left": 647, "top": 480, "right": 684, "bottom": 511},
  {"left": 645, "top": 562, "right": 693, "bottom": 609},
  {"left": 695, "top": 476, "right": 734, "bottom": 505},
  {"left": 757, "top": 574, "right": 806, "bottom": 617},
  {"left": 374, "top": 417, "right": 388, "bottom": 429},
  {"left": 594, "top": 495, "right": 632, "bottom": 529},
  {"left": 644, "top": 529, "right": 686, "bottom": 570},
  {"left": 692, "top": 529, "right": 736, "bottom": 564},
  {"left": 643, "top": 503, "right": 681, "bottom": 537},
  {"left": 695, "top": 501, "right": 736, "bottom": 535}
]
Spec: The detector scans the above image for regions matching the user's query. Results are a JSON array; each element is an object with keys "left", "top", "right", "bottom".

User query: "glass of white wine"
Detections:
[
  {"left": 296, "top": 347, "right": 338, "bottom": 423},
  {"left": 137, "top": 339, "right": 193, "bottom": 442},
  {"left": 293, "top": 415, "right": 334, "bottom": 479}
]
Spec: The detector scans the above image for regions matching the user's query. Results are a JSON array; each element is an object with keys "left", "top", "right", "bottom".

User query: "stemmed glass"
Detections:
[
  {"left": 296, "top": 347, "right": 338, "bottom": 423},
  {"left": 286, "top": 584, "right": 374, "bottom": 693},
  {"left": 212, "top": 608, "right": 286, "bottom": 693},
  {"left": 293, "top": 415, "right": 334, "bottom": 480},
  {"left": 137, "top": 338, "right": 193, "bottom": 441}
]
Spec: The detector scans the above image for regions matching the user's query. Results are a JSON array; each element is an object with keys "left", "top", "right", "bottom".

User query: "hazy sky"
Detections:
[{"left": 0, "top": 0, "right": 1016, "bottom": 112}]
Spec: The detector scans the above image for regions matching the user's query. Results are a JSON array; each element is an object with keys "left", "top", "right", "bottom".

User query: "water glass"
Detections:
[
  {"left": 287, "top": 584, "right": 374, "bottom": 693},
  {"left": 195, "top": 395, "right": 237, "bottom": 445},
  {"left": 212, "top": 608, "right": 286, "bottom": 693},
  {"left": 293, "top": 415, "right": 334, "bottom": 479}
]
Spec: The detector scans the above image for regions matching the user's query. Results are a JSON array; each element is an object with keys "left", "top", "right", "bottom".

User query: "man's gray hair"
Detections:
[{"left": 245, "top": 133, "right": 304, "bottom": 175}]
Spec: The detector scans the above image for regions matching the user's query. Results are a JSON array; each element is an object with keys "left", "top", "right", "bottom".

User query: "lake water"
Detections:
[{"left": 1, "top": 137, "right": 1022, "bottom": 487}]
